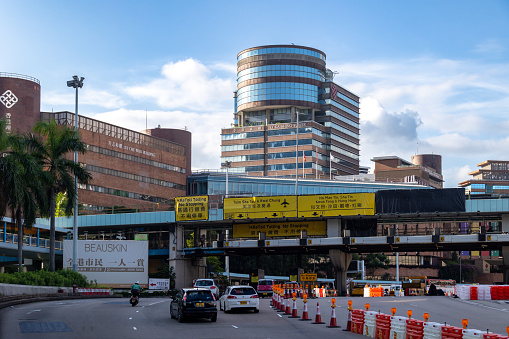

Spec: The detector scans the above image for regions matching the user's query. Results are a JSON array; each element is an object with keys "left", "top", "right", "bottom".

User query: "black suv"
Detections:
[{"left": 170, "top": 288, "right": 217, "bottom": 322}]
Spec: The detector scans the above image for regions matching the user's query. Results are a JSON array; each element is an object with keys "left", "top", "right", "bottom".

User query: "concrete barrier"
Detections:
[{"left": 0, "top": 283, "right": 73, "bottom": 296}]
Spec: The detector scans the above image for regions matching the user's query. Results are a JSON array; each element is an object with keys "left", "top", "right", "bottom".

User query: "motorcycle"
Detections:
[{"left": 130, "top": 293, "right": 139, "bottom": 307}]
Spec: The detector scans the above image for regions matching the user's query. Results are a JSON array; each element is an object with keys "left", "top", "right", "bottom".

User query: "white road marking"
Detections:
[
  {"left": 136, "top": 310, "right": 139, "bottom": 313},
  {"left": 232, "top": 325, "right": 238, "bottom": 328},
  {"left": 26, "top": 310, "right": 41, "bottom": 315},
  {"left": 133, "top": 327, "right": 137, "bottom": 330},
  {"left": 129, "top": 317, "right": 132, "bottom": 320},
  {"left": 278, "top": 314, "right": 282, "bottom": 317},
  {"left": 148, "top": 300, "right": 167, "bottom": 306}
]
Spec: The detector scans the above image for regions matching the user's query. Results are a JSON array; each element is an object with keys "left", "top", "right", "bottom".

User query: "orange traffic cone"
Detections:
[
  {"left": 300, "top": 299, "right": 311, "bottom": 321},
  {"left": 289, "top": 295, "right": 299, "bottom": 318},
  {"left": 312, "top": 302, "right": 325, "bottom": 324},
  {"left": 327, "top": 300, "right": 340, "bottom": 328},
  {"left": 284, "top": 297, "right": 291, "bottom": 315},
  {"left": 343, "top": 309, "right": 352, "bottom": 331}
]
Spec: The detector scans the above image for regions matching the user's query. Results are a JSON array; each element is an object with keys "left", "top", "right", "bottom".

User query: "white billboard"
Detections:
[{"left": 63, "top": 240, "right": 148, "bottom": 288}]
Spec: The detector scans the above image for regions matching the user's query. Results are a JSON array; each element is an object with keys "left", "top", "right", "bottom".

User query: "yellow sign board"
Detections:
[
  {"left": 300, "top": 273, "right": 317, "bottom": 281},
  {"left": 298, "top": 193, "right": 375, "bottom": 217},
  {"left": 175, "top": 196, "right": 208, "bottom": 221},
  {"left": 224, "top": 196, "right": 297, "bottom": 220},
  {"left": 233, "top": 220, "right": 326, "bottom": 238}
]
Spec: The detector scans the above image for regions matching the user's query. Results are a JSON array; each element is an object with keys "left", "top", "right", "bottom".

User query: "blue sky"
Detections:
[{"left": 2, "top": 0, "right": 509, "bottom": 187}]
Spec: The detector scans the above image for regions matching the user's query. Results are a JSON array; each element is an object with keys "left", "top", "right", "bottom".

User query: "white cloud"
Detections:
[
  {"left": 42, "top": 88, "right": 126, "bottom": 109},
  {"left": 124, "top": 58, "right": 235, "bottom": 112},
  {"left": 443, "top": 165, "right": 473, "bottom": 186},
  {"left": 474, "top": 39, "right": 506, "bottom": 55}
]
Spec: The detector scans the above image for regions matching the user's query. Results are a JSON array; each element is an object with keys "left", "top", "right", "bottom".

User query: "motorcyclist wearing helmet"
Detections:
[{"left": 131, "top": 281, "right": 142, "bottom": 297}]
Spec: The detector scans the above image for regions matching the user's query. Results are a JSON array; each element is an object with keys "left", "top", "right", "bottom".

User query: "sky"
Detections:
[{"left": 2, "top": 1, "right": 509, "bottom": 188}]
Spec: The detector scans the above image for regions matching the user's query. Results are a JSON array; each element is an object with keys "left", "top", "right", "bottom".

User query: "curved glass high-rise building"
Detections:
[{"left": 221, "top": 45, "right": 360, "bottom": 178}]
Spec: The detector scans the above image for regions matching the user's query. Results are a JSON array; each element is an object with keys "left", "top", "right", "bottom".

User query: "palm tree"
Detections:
[
  {"left": 29, "top": 119, "right": 92, "bottom": 272},
  {"left": 1, "top": 133, "right": 47, "bottom": 272}
]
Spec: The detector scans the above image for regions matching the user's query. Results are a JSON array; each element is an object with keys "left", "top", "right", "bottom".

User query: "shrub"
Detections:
[{"left": 0, "top": 269, "right": 90, "bottom": 287}]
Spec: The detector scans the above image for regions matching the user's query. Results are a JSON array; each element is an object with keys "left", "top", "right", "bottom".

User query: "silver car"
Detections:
[{"left": 219, "top": 285, "right": 259, "bottom": 313}]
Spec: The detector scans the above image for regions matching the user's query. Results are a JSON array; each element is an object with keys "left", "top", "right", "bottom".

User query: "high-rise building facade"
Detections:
[{"left": 220, "top": 45, "right": 360, "bottom": 178}]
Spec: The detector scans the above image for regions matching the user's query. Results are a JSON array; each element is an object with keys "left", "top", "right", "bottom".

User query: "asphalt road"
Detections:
[{"left": 0, "top": 296, "right": 508, "bottom": 338}]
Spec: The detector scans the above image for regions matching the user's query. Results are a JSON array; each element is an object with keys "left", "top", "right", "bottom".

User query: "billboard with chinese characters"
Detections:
[
  {"left": 298, "top": 193, "right": 375, "bottom": 217},
  {"left": 63, "top": 240, "right": 148, "bottom": 288},
  {"left": 175, "top": 195, "right": 208, "bottom": 221},
  {"left": 232, "top": 220, "right": 326, "bottom": 238},
  {"left": 224, "top": 196, "right": 297, "bottom": 219}
]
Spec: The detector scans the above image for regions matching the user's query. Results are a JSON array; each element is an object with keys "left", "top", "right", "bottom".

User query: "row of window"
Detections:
[
  {"left": 78, "top": 183, "right": 168, "bottom": 203},
  {"left": 221, "top": 138, "right": 318, "bottom": 152},
  {"left": 42, "top": 112, "right": 186, "bottom": 156},
  {"left": 237, "top": 82, "right": 319, "bottom": 107},
  {"left": 330, "top": 132, "right": 360, "bottom": 150},
  {"left": 330, "top": 145, "right": 359, "bottom": 161},
  {"left": 205, "top": 180, "right": 379, "bottom": 197},
  {"left": 222, "top": 150, "right": 314, "bottom": 164},
  {"left": 238, "top": 47, "right": 325, "bottom": 61},
  {"left": 238, "top": 65, "right": 325, "bottom": 83},
  {"left": 325, "top": 121, "right": 359, "bottom": 139},
  {"left": 324, "top": 88, "right": 359, "bottom": 107},
  {"left": 87, "top": 145, "right": 186, "bottom": 173},
  {"left": 320, "top": 99, "right": 360, "bottom": 118},
  {"left": 325, "top": 110, "right": 359, "bottom": 129},
  {"left": 84, "top": 164, "right": 186, "bottom": 191}
]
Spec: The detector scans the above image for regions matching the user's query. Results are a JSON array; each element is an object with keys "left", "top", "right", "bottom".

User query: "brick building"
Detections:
[
  {"left": 1, "top": 72, "right": 190, "bottom": 214},
  {"left": 371, "top": 155, "right": 443, "bottom": 189}
]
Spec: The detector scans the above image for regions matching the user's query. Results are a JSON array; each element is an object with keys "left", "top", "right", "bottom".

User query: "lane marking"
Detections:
[
  {"left": 129, "top": 317, "right": 132, "bottom": 320},
  {"left": 232, "top": 325, "right": 238, "bottom": 328},
  {"left": 278, "top": 314, "right": 282, "bottom": 317},
  {"left": 148, "top": 300, "right": 167, "bottom": 306},
  {"left": 133, "top": 327, "right": 137, "bottom": 330},
  {"left": 26, "top": 310, "right": 41, "bottom": 315}
]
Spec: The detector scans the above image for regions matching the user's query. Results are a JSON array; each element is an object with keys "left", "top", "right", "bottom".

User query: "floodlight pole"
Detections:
[
  {"left": 295, "top": 109, "right": 299, "bottom": 195},
  {"left": 67, "top": 75, "right": 84, "bottom": 272}
]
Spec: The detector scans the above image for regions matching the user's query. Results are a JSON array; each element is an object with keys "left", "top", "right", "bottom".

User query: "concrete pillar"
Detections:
[
  {"left": 0, "top": 267, "right": 4, "bottom": 273},
  {"left": 502, "top": 246, "right": 509, "bottom": 285},
  {"left": 168, "top": 224, "right": 207, "bottom": 289},
  {"left": 329, "top": 249, "right": 352, "bottom": 296}
]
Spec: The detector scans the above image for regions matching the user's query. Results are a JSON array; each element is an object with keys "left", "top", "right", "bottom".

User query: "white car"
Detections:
[
  {"left": 193, "top": 279, "right": 219, "bottom": 298},
  {"left": 219, "top": 285, "right": 259, "bottom": 313}
]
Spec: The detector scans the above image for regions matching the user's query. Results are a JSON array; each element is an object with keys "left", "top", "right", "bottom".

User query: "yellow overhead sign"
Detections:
[
  {"left": 300, "top": 273, "right": 317, "bottom": 282},
  {"left": 224, "top": 196, "right": 297, "bottom": 220},
  {"left": 232, "top": 220, "right": 326, "bottom": 238},
  {"left": 298, "top": 193, "right": 375, "bottom": 217},
  {"left": 175, "top": 196, "right": 208, "bottom": 221}
]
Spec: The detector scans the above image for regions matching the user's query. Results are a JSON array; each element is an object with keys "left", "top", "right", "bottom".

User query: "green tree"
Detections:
[
  {"left": 1, "top": 134, "right": 47, "bottom": 272},
  {"left": 29, "top": 120, "right": 92, "bottom": 271},
  {"left": 364, "top": 253, "right": 390, "bottom": 278}
]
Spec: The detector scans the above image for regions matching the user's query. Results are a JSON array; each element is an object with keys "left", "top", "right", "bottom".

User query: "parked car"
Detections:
[
  {"left": 170, "top": 288, "right": 217, "bottom": 322},
  {"left": 257, "top": 279, "right": 275, "bottom": 298},
  {"left": 219, "top": 285, "right": 259, "bottom": 313},
  {"left": 193, "top": 279, "right": 219, "bottom": 298}
]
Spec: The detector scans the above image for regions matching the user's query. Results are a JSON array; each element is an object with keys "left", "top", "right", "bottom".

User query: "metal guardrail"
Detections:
[
  {"left": 0, "top": 232, "right": 62, "bottom": 250},
  {"left": 0, "top": 72, "right": 40, "bottom": 84}
]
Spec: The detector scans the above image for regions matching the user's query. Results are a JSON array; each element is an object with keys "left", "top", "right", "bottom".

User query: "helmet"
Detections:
[{"left": 135, "top": 281, "right": 139, "bottom": 284}]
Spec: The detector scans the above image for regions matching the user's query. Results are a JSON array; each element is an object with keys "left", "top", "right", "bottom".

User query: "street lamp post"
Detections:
[
  {"left": 67, "top": 75, "right": 84, "bottom": 272},
  {"left": 224, "top": 160, "right": 232, "bottom": 281}
]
